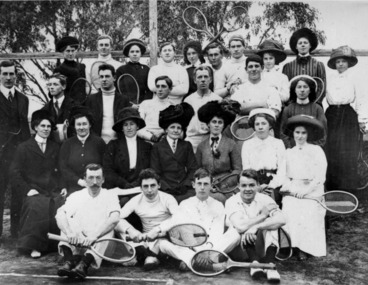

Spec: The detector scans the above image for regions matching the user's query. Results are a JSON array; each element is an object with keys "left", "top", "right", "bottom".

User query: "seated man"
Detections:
[
  {"left": 55, "top": 164, "right": 120, "bottom": 279},
  {"left": 225, "top": 169, "right": 286, "bottom": 282}
]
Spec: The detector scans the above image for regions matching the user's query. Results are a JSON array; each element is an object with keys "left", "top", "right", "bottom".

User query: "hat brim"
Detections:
[
  {"left": 256, "top": 49, "right": 287, "bottom": 64},
  {"left": 289, "top": 28, "right": 318, "bottom": 54},
  {"left": 123, "top": 42, "right": 146, "bottom": 57},
  {"left": 112, "top": 116, "right": 146, "bottom": 133},
  {"left": 327, "top": 56, "right": 358, "bottom": 69},
  {"left": 285, "top": 115, "right": 325, "bottom": 141}
]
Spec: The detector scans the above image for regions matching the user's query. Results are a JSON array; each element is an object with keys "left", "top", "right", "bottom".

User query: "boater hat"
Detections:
[
  {"left": 289, "top": 28, "right": 318, "bottom": 54},
  {"left": 56, "top": 36, "right": 79, "bottom": 52},
  {"left": 113, "top": 107, "right": 146, "bottom": 132},
  {"left": 248, "top": 108, "right": 276, "bottom": 129},
  {"left": 327, "top": 45, "right": 358, "bottom": 69},
  {"left": 122, "top": 39, "right": 147, "bottom": 57},
  {"left": 31, "top": 109, "right": 56, "bottom": 131},
  {"left": 284, "top": 115, "right": 325, "bottom": 141},
  {"left": 257, "top": 39, "right": 287, "bottom": 65},
  {"left": 198, "top": 100, "right": 237, "bottom": 128},
  {"left": 159, "top": 102, "right": 194, "bottom": 130}
]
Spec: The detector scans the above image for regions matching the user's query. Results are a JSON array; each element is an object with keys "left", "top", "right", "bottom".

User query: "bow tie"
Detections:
[
  {"left": 211, "top": 137, "right": 219, "bottom": 143},
  {"left": 297, "top": 55, "right": 311, "bottom": 64}
]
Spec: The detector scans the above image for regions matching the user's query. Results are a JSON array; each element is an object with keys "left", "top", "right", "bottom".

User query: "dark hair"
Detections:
[
  {"left": 98, "top": 63, "right": 115, "bottom": 77},
  {"left": 31, "top": 117, "right": 53, "bottom": 131},
  {"left": 246, "top": 54, "right": 263, "bottom": 68},
  {"left": 193, "top": 65, "right": 213, "bottom": 81},
  {"left": 204, "top": 42, "right": 225, "bottom": 56},
  {"left": 289, "top": 77, "right": 317, "bottom": 102},
  {"left": 0, "top": 60, "right": 16, "bottom": 74},
  {"left": 155, "top": 75, "right": 173, "bottom": 89},
  {"left": 238, "top": 169, "right": 259, "bottom": 184},
  {"left": 84, "top": 163, "right": 103, "bottom": 177},
  {"left": 139, "top": 168, "right": 161, "bottom": 186},
  {"left": 49, "top": 73, "right": 67, "bottom": 86},
  {"left": 183, "top": 41, "right": 205, "bottom": 65},
  {"left": 159, "top": 42, "right": 175, "bottom": 53},
  {"left": 289, "top": 124, "right": 315, "bottom": 142},
  {"left": 193, "top": 168, "right": 213, "bottom": 183},
  {"left": 71, "top": 113, "right": 94, "bottom": 128},
  {"left": 248, "top": 113, "right": 276, "bottom": 130}
]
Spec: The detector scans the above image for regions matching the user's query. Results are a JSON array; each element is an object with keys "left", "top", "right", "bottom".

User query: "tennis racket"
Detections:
[
  {"left": 190, "top": 249, "right": 276, "bottom": 277},
  {"left": 313, "top": 77, "right": 325, "bottom": 104},
  {"left": 117, "top": 73, "right": 140, "bottom": 105},
  {"left": 48, "top": 233, "right": 136, "bottom": 264},
  {"left": 230, "top": 116, "right": 255, "bottom": 141},
  {"left": 90, "top": 61, "right": 105, "bottom": 91},
  {"left": 276, "top": 227, "right": 293, "bottom": 261},
  {"left": 285, "top": 190, "right": 359, "bottom": 214},
  {"left": 69, "top": 77, "right": 91, "bottom": 104},
  {"left": 357, "top": 133, "right": 368, "bottom": 190},
  {"left": 182, "top": 6, "right": 215, "bottom": 39},
  {"left": 212, "top": 173, "right": 239, "bottom": 194}
]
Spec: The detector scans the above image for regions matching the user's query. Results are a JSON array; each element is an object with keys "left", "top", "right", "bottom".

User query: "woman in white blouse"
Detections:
[
  {"left": 325, "top": 46, "right": 367, "bottom": 190},
  {"left": 280, "top": 115, "right": 327, "bottom": 260},
  {"left": 241, "top": 108, "right": 286, "bottom": 205}
]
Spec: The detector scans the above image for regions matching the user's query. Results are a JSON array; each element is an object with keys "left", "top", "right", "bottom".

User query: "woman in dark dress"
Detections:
[
  {"left": 11, "top": 110, "right": 65, "bottom": 258},
  {"left": 59, "top": 106, "right": 106, "bottom": 194}
]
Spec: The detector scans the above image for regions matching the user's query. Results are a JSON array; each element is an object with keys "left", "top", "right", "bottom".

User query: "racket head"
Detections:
[
  {"left": 223, "top": 6, "right": 249, "bottom": 32},
  {"left": 357, "top": 136, "right": 368, "bottom": 190},
  {"left": 230, "top": 116, "right": 255, "bottom": 141},
  {"left": 276, "top": 227, "right": 293, "bottom": 261},
  {"left": 211, "top": 173, "right": 239, "bottom": 194},
  {"left": 69, "top": 77, "right": 91, "bottom": 104},
  {"left": 167, "top": 223, "right": 208, "bottom": 247},
  {"left": 91, "top": 238, "right": 136, "bottom": 263},
  {"left": 90, "top": 61, "right": 105, "bottom": 90},
  {"left": 190, "top": 249, "right": 228, "bottom": 276},
  {"left": 323, "top": 190, "right": 359, "bottom": 214},
  {"left": 117, "top": 73, "right": 140, "bottom": 105},
  {"left": 313, "top": 76, "right": 325, "bottom": 103},
  {"left": 182, "top": 6, "right": 213, "bottom": 38}
]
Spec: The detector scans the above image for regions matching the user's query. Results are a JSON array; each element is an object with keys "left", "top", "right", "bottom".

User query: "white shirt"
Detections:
[
  {"left": 212, "top": 63, "right": 231, "bottom": 98},
  {"left": 126, "top": 135, "right": 137, "bottom": 169},
  {"left": 0, "top": 85, "right": 15, "bottom": 99},
  {"left": 35, "top": 134, "right": 47, "bottom": 152},
  {"left": 262, "top": 67, "right": 290, "bottom": 103},
  {"left": 166, "top": 136, "right": 177, "bottom": 153},
  {"left": 209, "top": 134, "right": 222, "bottom": 150},
  {"left": 101, "top": 92, "right": 116, "bottom": 143},
  {"left": 223, "top": 55, "right": 248, "bottom": 84}
]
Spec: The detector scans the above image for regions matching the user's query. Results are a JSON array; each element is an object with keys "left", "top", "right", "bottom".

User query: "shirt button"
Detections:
[{"left": 81, "top": 154, "right": 84, "bottom": 157}]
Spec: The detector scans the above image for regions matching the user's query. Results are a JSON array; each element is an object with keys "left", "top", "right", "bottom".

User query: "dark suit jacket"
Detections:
[
  {"left": 0, "top": 89, "right": 31, "bottom": 161},
  {"left": 10, "top": 137, "right": 60, "bottom": 198},
  {"left": 150, "top": 138, "right": 198, "bottom": 193},
  {"left": 85, "top": 90, "right": 130, "bottom": 136},
  {"left": 41, "top": 96, "right": 76, "bottom": 124},
  {"left": 104, "top": 136, "right": 152, "bottom": 189}
]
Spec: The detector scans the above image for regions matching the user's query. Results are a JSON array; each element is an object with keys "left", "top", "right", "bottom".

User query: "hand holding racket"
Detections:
[
  {"left": 48, "top": 233, "right": 136, "bottom": 264},
  {"left": 117, "top": 73, "right": 140, "bottom": 105},
  {"left": 69, "top": 77, "right": 91, "bottom": 104},
  {"left": 190, "top": 249, "right": 276, "bottom": 277},
  {"left": 283, "top": 190, "right": 359, "bottom": 214}
]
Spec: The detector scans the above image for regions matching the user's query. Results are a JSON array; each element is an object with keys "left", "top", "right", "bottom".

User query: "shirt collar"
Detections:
[
  {"left": 230, "top": 55, "right": 246, "bottom": 64},
  {"left": 77, "top": 134, "right": 90, "bottom": 144},
  {"left": 126, "top": 135, "right": 137, "bottom": 142},
  {"left": 98, "top": 54, "right": 112, "bottom": 61},
  {"left": 1, "top": 85, "right": 15, "bottom": 98},
  {"left": 166, "top": 136, "right": 177, "bottom": 145},
  {"left": 209, "top": 134, "right": 222, "bottom": 142},
  {"left": 298, "top": 53, "right": 310, "bottom": 57},
  {"left": 54, "top": 95, "right": 65, "bottom": 105},
  {"left": 297, "top": 98, "right": 310, "bottom": 105},
  {"left": 35, "top": 134, "right": 47, "bottom": 144}
]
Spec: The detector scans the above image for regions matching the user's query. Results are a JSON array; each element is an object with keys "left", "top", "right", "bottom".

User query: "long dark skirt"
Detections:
[
  {"left": 325, "top": 105, "right": 360, "bottom": 190},
  {"left": 17, "top": 195, "right": 63, "bottom": 252}
]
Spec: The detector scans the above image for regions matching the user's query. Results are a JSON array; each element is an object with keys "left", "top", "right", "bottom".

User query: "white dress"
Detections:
[{"left": 281, "top": 143, "right": 327, "bottom": 256}]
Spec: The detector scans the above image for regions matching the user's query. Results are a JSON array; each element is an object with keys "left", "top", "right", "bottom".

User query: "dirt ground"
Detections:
[{"left": 0, "top": 189, "right": 367, "bottom": 285}]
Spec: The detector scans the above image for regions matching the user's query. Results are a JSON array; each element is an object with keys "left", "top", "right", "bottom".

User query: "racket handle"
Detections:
[
  {"left": 47, "top": 233, "right": 68, "bottom": 242},
  {"left": 193, "top": 233, "right": 208, "bottom": 237}
]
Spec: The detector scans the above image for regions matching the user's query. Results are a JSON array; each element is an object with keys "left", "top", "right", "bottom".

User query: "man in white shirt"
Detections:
[
  {"left": 86, "top": 35, "right": 121, "bottom": 93},
  {"left": 147, "top": 42, "right": 189, "bottom": 104},
  {"left": 55, "top": 164, "right": 120, "bottom": 279},
  {"left": 184, "top": 65, "right": 222, "bottom": 152},
  {"left": 225, "top": 169, "right": 286, "bottom": 282},
  {"left": 138, "top": 75, "right": 173, "bottom": 142}
]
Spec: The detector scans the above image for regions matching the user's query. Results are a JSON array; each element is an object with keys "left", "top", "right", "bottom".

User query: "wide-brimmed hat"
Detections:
[
  {"left": 56, "top": 36, "right": 79, "bottom": 52},
  {"left": 198, "top": 101, "right": 236, "bottom": 128},
  {"left": 113, "top": 107, "right": 145, "bottom": 132},
  {"left": 256, "top": 39, "right": 287, "bottom": 64},
  {"left": 327, "top": 45, "right": 358, "bottom": 69},
  {"left": 159, "top": 102, "right": 194, "bottom": 130},
  {"left": 122, "top": 39, "right": 147, "bottom": 57},
  {"left": 289, "top": 28, "right": 318, "bottom": 54},
  {"left": 248, "top": 108, "right": 276, "bottom": 129},
  {"left": 68, "top": 105, "right": 94, "bottom": 127},
  {"left": 284, "top": 115, "right": 325, "bottom": 141},
  {"left": 31, "top": 109, "right": 56, "bottom": 131}
]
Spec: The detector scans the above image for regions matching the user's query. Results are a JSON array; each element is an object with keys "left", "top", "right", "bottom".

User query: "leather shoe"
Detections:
[
  {"left": 57, "top": 261, "right": 75, "bottom": 278},
  {"left": 71, "top": 261, "right": 88, "bottom": 279}
]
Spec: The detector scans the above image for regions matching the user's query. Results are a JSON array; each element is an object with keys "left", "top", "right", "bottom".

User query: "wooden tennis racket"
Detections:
[
  {"left": 190, "top": 249, "right": 276, "bottom": 277},
  {"left": 48, "top": 233, "right": 136, "bottom": 264},
  {"left": 90, "top": 61, "right": 105, "bottom": 91},
  {"left": 230, "top": 115, "right": 255, "bottom": 141},
  {"left": 117, "top": 73, "right": 140, "bottom": 105},
  {"left": 276, "top": 227, "right": 293, "bottom": 261},
  {"left": 357, "top": 133, "right": 368, "bottom": 190},
  {"left": 313, "top": 76, "right": 325, "bottom": 104},
  {"left": 69, "top": 77, "right": 91, "bottom": 104},
  {"left": 211, "top": 173, "right": 239, "bottom": 194}
]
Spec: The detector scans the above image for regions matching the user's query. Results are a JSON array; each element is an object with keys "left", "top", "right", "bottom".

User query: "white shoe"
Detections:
[
  {"left": 143, "top": 256, "right": 160, "bottom": 271},
  {"left": 250, "top": 261, "right": 265, "bottom": 279},
  {"left": 266, "top": 268, "right": 281, "bottom": 283},
  {"left": 121, "top": 256, "right": 138, "bottom": 267},
  {"left": 30, "top": 250, "right": 41, "bottom": 258}
]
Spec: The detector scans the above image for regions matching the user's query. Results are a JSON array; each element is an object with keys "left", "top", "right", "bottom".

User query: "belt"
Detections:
[
  {"left": 257, "top": 169, "right": 276, "bottom": 175},
  {"left": 329, "top": 104, "right": 350, "bottom": 108}
]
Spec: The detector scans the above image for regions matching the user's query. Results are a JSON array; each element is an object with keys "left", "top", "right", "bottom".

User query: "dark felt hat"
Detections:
[
  {"left": 198, "top": 101, "right": 237, "bottom": 128},
  {"left": 284, "top": 115, "right": 325, "bottom": 141},
  {"left": 289, "top": 28, "right": 318, "bottom": 54},
  {"left": 257, "top": 39, "right": 287, "bottom": 64},
  {"left": 327, "top": 45, "right": 358, "bottom": 69},
  {"left": 113, "top": 107, "right": 145, "bottom": 132},
  {"left": 68, "top": 105, "right": 94, "bottom": 127},
  {"left": 31, "top": 109, "right": 56, "bottom": 131},
  {"left": 122, "top": 39, "right": 147, "bottom": 57},
  {"left": 56, "top": 36, "right": 79, "bottom": 52},
  {"left": 159, "top": 102, "right": 194, "bottom": 130}
]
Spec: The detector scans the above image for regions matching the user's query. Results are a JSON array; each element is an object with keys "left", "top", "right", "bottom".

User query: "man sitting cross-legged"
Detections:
[{"left": 55, "top": 164, "right": 120, "bottom": 279}]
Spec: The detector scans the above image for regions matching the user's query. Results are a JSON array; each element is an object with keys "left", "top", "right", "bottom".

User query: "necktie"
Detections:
[
  {"left": 172, "top": 140, "right": 177, "bottom": 153},
  {"left": 8, "top": 91, "right": 13, "bottom": 103},
  {"left": 210, "top": 137, "right": 219, "bottom": 151},
  {"left": 38, "top": 142, "right": 46, "bottom": 153},
  {"left": 54, "top": 101, "right": 60, "bottom": 115}
]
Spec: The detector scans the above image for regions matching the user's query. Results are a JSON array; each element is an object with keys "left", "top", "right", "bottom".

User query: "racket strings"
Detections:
[
  {"left": 97, "top": 240, "right": 135, "bottom": 261},
  {"left": 324, "top": 192, "right": 358, "bottom": 213},
  {"left": 183, "top": 8, "right": 208, "bottom": 31},
  {"left": 191, "top": 251, "right": 226, "bottom": 274},
  {"left": 168, "top": 224, "right": 207, "bottom": 247},
  {"left": 230, "top": 117, "right": 255, "bottom": 141},
  {"left": 223, "top": 7, "right": 248, "bottom": 31}
]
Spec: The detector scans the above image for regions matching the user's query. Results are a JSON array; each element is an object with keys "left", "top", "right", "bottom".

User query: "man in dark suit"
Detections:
[
  {"left": 0, "top": 60, "right": 31, "bottom": 237},
  {"left": 85, "top": 64, "right": 129, "bottom": 144}
]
